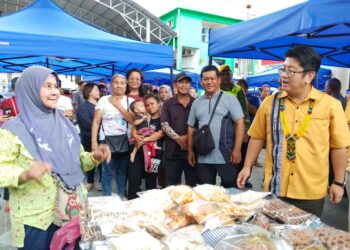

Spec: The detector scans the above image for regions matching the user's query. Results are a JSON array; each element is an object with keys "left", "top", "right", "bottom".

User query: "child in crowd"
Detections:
[{"left": 129, "top": 100, "right": 160, "bottom": 166}]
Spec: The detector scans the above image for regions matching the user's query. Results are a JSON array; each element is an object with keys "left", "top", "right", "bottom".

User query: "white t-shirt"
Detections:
[
  {"left": 57, "top": 95, "right": 73, "bottom": 112},
  {"left": 95, "top": 95, "right": 134, "bottom": 138}
]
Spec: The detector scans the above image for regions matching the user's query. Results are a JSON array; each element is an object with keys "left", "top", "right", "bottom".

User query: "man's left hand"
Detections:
[
  {"left": 230, "top": 149, "right": 241, "bottom": 165},
  {"left": 329, "top": 184, "right": 344, "bottom": 204}
]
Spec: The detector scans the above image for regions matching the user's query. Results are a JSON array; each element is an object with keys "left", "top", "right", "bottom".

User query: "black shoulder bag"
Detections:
[
  {"left": 193, "top": 91, "right": 223, "bottom": 155},
  {"left": 102, "top": 97, "right": 129, "bottom": 153}
]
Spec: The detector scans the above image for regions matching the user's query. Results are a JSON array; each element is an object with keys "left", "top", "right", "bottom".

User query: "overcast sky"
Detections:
[{"left": 133, "top": 0, "right": 307, "bottom": 20}]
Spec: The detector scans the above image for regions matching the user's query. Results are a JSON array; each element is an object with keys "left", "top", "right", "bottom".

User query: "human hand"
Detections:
[
  {"left": 237, "top": 167, "right": 251, "bottom": 189},
  {"left": 0, "top": 115, "right": 11, "bottom": 123},
  {"left": 243, "top": 133, "right": 249, "bottom": 142},
  {"left": 187, "top": 150, "right": 196, "bottom": 167},
  {"left": 92, "top": 144, "right": 111, "bottom": 163},
  {"left": 230, "top": 149, "right": 241, "bottom": 164},
  {"left": 19, "top": 161, "right": 51, "bottom": 184},
  {"left": 329, "top": 184, "right": 344, "bottom": 204},
  {"left": 176, "top": 135, "right": 188, "bottom": 150}
]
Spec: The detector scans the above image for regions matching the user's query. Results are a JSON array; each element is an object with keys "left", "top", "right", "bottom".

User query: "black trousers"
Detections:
[
  {"left": 196, "top": 162, "right": 240, "bottom": 188},
  {"left": 81, "top": 134, "right": 102, "bottom": 184},
  {"left": 165, "top": 158, "right": 197, "bottom": 187},
  {"left": 127, "top": 149, "right": 157, "bottom": 200},
  {"left": 280, "top": 197, "right": 325, "bottom": 217}
]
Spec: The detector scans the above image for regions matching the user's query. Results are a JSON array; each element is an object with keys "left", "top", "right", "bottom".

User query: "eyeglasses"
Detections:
[{"left": 278, "top": 68, "right": 306, "bottom": 78}]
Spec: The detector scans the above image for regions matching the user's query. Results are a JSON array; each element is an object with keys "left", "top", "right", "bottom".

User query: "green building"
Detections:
[{"left": 160, "top": 8, "right": 241, "bottom": 72}]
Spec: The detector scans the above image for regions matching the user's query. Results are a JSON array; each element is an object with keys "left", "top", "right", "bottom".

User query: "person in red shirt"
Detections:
[{"left": 1, "top": 77, "right": 19, "bottom": 118}]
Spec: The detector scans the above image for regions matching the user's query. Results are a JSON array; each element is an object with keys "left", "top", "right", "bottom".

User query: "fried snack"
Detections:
[
  {"left": 193, "top": 184, "right": 232, "bottom": 202},
  {"left": 182, "top": 201, "right": 222, "bottom": 224},
  {"left": 251, "top": 213, "right": 280, "bottom": 232},
  {"left": 327, "top": 233, "right": 350, "bottom": 249},
  {"left": 165, "top": 185, "right": 203, "bottom": 205},
  {"left": 262, "top": 199, "right": 312, "bottom": 225},
  {"left": 214, "top": 233, "right": 278, "bottom": 250},
  {"left": 163, "top": 225, "right": 208, "bottom": 250},
  {"left": 164, "top": 206, "right": 194, "bottom": 230}
]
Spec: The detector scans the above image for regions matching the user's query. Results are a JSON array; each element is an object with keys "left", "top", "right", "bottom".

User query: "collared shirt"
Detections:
[
  {"left": 188, "top": 90, "right": 243, "bottom": 164},
  {"left": 0, "top": 129, "right": 96, "bottom": 247},
  {"left": 161, "top": 95, "right": 194, "bottom": 159},
  {"left": 249, "top": 87, "right": 350, "bottom": 199},
  {"left": 345, "top": 100, "right": 350, "bottom": 172}
]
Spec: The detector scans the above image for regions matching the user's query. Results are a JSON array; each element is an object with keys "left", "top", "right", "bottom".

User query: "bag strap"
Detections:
[
  {"left": 102, "top": 96, "right": 130, "bottom": 133},
  {"left": 208, "top": 91, "right": 223, "bottom": 125}
]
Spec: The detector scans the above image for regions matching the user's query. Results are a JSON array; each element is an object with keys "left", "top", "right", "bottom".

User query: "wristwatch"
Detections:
[{"left": 333, "top": 180, "right": 346, "bottom": 188}]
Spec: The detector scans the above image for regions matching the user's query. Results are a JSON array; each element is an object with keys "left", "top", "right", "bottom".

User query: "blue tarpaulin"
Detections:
[
  {"left": 246, "top": 66, "right": 332, "bottom": 90},
  {"left": 209, "top": 0, "right": 350, "bottom": 68},
  {"left": 0, "top": 0, "right": 173, "bottom": 75}
]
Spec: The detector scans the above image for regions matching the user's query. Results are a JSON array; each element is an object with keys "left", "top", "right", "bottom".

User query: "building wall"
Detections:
[{"left": 161, "top": 8, "right": 240, "bottom": 72}]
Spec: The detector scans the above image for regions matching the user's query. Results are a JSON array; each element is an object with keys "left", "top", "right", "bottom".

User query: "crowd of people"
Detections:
[{"left": 1, "top": 45, "right": 350, "bottom": 249}]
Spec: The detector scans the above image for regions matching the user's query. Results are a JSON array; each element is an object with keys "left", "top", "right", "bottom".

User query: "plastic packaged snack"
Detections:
[
  {"left": 137, "top": 188, "right": 176, "bottom": 211},
  {"left": 182, "top": 201, "right": 222, "bottom": 224},
  {"left": 262, "top": 199, "right": 314, "bottom": 225},
  {"left": 250, "top": 213, "right": 281, "bottom": 232},
  {"left": 202, "top": 225, "right": 292, "bottom": 250},
  {"left": 165, "top": 185, "right": 202, "bottom": 205},
  {"left": 193, "top": 184, "right": 232, "bottom": 202},
  {"left": 108, "top": 231, "right": 166, "bottom": 250},
  {"left": 164, "top": 206, "right": 194, "bottom": 231},
  {"left": 314, "top": 224, "right": 350, "bottom": 249},
  {"left": 162, "top": 225, "right": 211, "bottom": 250},
  {"left": 281, "top": 228, "right": 326, "bottom": 250}
]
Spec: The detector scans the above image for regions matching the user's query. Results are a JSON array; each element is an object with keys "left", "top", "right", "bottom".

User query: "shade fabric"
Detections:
[
  {"left": 246, "top": 66, "right": 331, "bottom": 90},
  {"left": 0, "top": 0, "right": 173, "bottom": 76},
  {"left": 209, "top": 0, "right": 350, "bottom": 68}
]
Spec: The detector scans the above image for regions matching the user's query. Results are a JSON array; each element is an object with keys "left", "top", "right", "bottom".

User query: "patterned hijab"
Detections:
[{"left": 3, "top": 66, "right": 83, "bottom": 188}]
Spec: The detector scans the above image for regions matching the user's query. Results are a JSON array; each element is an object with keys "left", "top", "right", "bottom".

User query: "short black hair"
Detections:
[
  {"left": 236, "top": 79, "right": 248, "bottom": 89},
  {"left": 285, "top": 45, "right": 321, "bottom": 84},
  {"left": 200, "top": 65, "right": 220, "bottom": 79},
  {"left": 144, "top": 93, "right": 160, "bottom": 103},
  {"left": 11, "top": 77, "right": 18, "bottom": 91},
  {"left": 326, "top": 78, "right": 342, "bottom": 93}
]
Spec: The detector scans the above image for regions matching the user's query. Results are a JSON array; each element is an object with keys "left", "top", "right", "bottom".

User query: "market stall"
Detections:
[{"left": 62, "top": 184, "right": 350, "bottom": 249}]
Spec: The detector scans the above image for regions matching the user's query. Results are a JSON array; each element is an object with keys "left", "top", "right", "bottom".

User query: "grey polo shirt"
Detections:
[{"left": 188, "top": 90, "right": 244, "bottom": 164}]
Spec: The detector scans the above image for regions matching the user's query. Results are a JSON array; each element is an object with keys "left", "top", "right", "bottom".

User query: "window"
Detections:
[{"left": 201, "top": 27, "right": 210, "bottom": 43}]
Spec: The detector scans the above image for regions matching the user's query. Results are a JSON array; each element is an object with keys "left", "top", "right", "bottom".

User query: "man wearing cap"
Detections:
[
  {"left": 161, "top": 72, "right": 197, "bottom": 186},
  {"left": 219, "top": 64, "right": 251, "bottom": 185}
]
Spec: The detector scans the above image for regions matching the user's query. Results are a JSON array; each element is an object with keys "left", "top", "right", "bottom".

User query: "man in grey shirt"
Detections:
[{"left": 187, "top": 65, "right": 244, "bottom": 188}]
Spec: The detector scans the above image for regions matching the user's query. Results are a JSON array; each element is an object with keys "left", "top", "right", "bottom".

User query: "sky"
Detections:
[{"left": 133, "top": 0, "right": 307, "bottom": 20}]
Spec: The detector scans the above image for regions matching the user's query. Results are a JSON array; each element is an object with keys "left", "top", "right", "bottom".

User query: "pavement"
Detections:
[{"left": 0, "top": 149, "right": 348, "bottom": 249}]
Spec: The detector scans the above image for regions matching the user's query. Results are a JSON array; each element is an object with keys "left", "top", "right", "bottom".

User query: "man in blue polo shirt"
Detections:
[{"left": 187, "top": 65, "right": 244, "bottom": 188}]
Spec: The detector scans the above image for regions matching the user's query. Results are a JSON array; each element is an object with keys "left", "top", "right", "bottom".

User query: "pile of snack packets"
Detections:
[{"left": 78, "top": 184, "right": 350, "bottom": 250}]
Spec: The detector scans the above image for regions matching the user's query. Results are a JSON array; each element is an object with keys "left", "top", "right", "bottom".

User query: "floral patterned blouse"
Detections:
[{"left": 0, "top": 128, "right": 96, "bottom": 247}]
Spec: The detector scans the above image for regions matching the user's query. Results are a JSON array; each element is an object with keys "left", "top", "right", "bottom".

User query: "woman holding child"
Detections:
[{"left": 127, "top": 94, "right": 164, "bottom": 200}]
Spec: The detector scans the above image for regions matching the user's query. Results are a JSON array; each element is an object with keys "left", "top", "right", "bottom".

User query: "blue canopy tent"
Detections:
[
  {"left": 247, "top": 66, "right": 332, "bottom": 90},
  {"left": 143, "top": 68, "right": 200, "bottom": 87},
  {"left": 209, "top": 0, "right": 350, "bottom": 68},
  {"left": 0, "top": 0, "right": 173, "bottom": 76}
]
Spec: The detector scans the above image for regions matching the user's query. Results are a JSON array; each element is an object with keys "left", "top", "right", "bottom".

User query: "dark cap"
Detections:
[{"left": 175, "top": 72, "right": 192, "bottom": 83}]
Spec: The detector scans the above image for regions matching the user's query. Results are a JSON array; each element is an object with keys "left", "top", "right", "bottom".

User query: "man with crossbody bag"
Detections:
[{"left": 187, "top": 65, "right": 244, "bottom": 188}]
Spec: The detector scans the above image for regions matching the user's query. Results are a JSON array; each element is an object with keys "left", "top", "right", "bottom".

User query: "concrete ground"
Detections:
[{"left": 0, "top": 149, "right": 348, "bottom": 249}]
